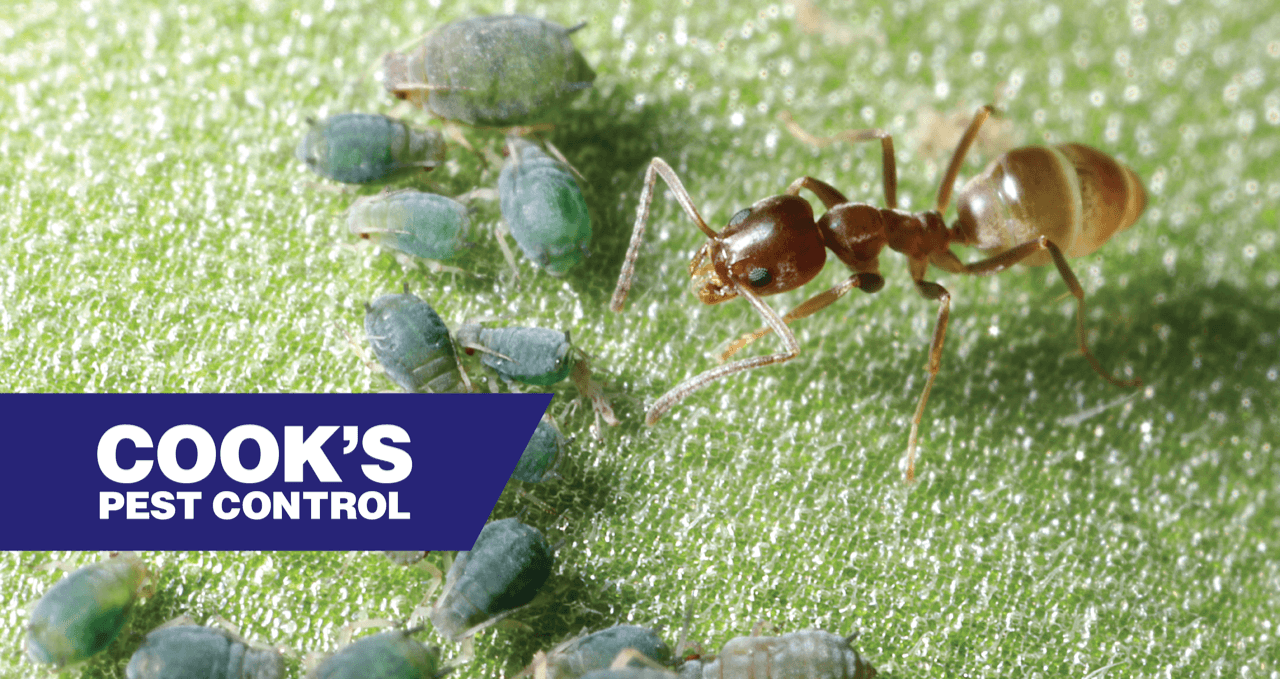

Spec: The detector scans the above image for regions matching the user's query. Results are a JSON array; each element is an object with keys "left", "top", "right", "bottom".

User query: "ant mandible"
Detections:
[{"left": 610, "top": 105, "right": 1146, "bottom": 481}]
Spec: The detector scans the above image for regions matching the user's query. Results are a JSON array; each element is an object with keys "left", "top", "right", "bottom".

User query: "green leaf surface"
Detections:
[{"left": 3, "top": 0, "right": 1278, "bottom": 676}]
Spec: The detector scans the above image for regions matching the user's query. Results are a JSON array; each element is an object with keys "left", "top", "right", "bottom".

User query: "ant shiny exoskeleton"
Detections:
[{"left": 611, "top": 105, "right": 1146, "bottom": 481}]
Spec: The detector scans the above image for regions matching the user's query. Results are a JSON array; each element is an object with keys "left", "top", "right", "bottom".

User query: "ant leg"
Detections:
[
  {"left": 932, "top": 238, "right": 1141, "bottom": 387},
  {"left": 785, "top": 176, "right": 850, "bottom": 208},
  {"left": 611, "top": 158, "right": 717, "bottom": 312},
  {"left": 905, "top": 279, "right": 952, "bottom": 483},
  {"left": 935, "top": 105, "right": 994, "bottom": 213},
  {"left": 778, "top": 111, "right": 897, "bottom": 208},
  {"left": 721, "top": 272, "right": 884, "bottom": 360},
  {"left": 646, "top": 286, "right": 799, "bottom": 425}
]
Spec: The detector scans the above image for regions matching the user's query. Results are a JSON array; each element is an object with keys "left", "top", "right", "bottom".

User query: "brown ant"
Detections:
[{"left": 610, "top": 105, "right": 1146, "bottom": 481}]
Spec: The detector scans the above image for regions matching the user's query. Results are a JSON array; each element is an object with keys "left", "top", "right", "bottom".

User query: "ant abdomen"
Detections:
[{"left": 953, "top": 143, "right": 1147, "bottom": 266}]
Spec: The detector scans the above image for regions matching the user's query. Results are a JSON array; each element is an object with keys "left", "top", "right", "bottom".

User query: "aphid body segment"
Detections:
[
  {"left": 612, "top": 105, "right": 1146, "bottom": 480},
  {"left": 364, "top": 289, "right": 468, "bottom": 393},
  {"left": 456, "top": 323, "right": 574, "bottom": 386},
  {"left": 296, "top": 113, "right": 446, "bottom": 183},
  {"left": 384, "top": 15, "right": 595, "bottom": 126},
  {"left": 540, "top": 625, "right": 673, "bottom": 679},
  {"left": 498, "top": 137, "right": 592, "bottom": 275},
  {"left": 25, "top": 552, "right": 148, "bottom": 668},
  {"left": 678, "top": 630, "right": 876, "bottom": 679},
  {"left": 349, "top": 190, "right": 470, "bottom": 264},
  {"left": 126, "top": 625, "right": 284, "bottom": 679},
  {"left": 429, "top": 517, "right": 553, "bottom": 640},
  {"left": 511, "top": 420, "right": 565, "bottom": 483},
  {"left": 308, "top": 629, "right": 441, "bottom": 679}
]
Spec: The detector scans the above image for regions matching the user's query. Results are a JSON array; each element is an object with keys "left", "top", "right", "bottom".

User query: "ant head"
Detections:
[{"left": 688, "top": 195, "right": 826, "bottom": 305}]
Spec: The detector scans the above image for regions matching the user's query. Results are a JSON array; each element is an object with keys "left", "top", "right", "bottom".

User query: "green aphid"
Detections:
[
  {"left": 308, "top": 629, "right": 442, "bottom": 679},
  {"left": 384, "top": 15, "right": 595, "bottom": 127},
  {"left": 498, "top": 137, "right": 591, "bottom": 275},
  {"left": 428, "top": 517, "right": 553, "bottom": 640},
  {"left": 455, "top": 323, "right": 573, "bottom": 386},
  {"left": 511, "top": 420, "right": 565, "bottom": 484},
  {"left": 25, "top": 552, "right": 149, "bottom": 668},
  {"left": 364, "top": 287, "right": 468, "bottom": 394},
  {"left": 126, "top": 624, "right": 284, "bottom": 679},
  {"left": 296, "top": 113, "right": 446, "bottom": 184},
  {"left": 536, "top": 624, "right": 674, "bottom": 679},
  {"left": 349, "top": 190, "right": 470, "bottom": 266}
]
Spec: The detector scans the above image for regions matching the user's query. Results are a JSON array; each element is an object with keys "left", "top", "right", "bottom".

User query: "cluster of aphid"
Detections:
[
  {"left": 25, "top": 550, "right": 878, "bottom": 679},
  {"left": 296, "top": 15, "right": 596, "bottom": 277}
]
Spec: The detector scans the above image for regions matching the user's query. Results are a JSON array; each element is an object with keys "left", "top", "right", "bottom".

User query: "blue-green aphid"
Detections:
[
  {"left": 349, "top": 190, "right": 470, "bottom": 266},
  {"left": 383, "top": 15, "right": 595, "bottom": 127},
  {"left": 429, "top": 517, "right": 553, "bottom": 640},
  {"left": 364, "top": 287, "right": 468, "bottom": 393},
  {"left": 536, "top": 625, "right": 674, "bottom": 679},
  {"left": 308, "top": 629, "right": 442, "bottom": 679},
  {"left": 455, "top": 323, "right": 573, "bottom": 386},
  {"left": 675, "top": 630, "right": 877, "bottom": 679},
  {"left": 498, "top": 137, "right": 591, "bottom": 275},
  {"left": 126, "top": 625, "right": 284, "bottom": 679},
  {"left": 511, "top": 420, "right": 565, "bottom": 484},
  {"left": 25, "top": 552, "right": 149, "bottom": 668},
  {"left": 296, "top": 113, "right": 446, "bottom": 184}
]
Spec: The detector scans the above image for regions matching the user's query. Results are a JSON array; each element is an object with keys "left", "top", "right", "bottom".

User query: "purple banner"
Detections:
[{"left": 0, "top": 393, "right": 551, "bottom": 550}]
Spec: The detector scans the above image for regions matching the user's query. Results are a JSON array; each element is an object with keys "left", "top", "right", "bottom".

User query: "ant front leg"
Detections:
[
  {"left": 610, "top": 158, "right": 718, "bottom": 312},
  {"left": 646, "top": 286, "right": 800, "bottom": 425},
  {"left": 720, "top": 271, "right": 884, "bottom": 360}
]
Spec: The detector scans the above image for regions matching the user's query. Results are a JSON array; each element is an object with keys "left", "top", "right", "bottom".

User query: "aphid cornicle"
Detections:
[
  {"left": 535, "top": 624, "right": 673, "bottom": 679},
  {"left": 455, "top": 322, "right": 574, "bottom": 386},
  {"left": 126, "top": 624, "right": 284, "bottom": 679},
  {"left": 677, "top": 630, "right": 876, "bottom": 679},
  {"left": 296, "top": 113, "right": 447, "bottom": 184},
  {"left": 611, "top": 105, "right": 1146, "bottom": 480},
  {"left": 499, "top": 137, "right": 592, "bottom": 275},
  {"left": 348, "top": 190, "right": 470, "bottom": 267},
  {"left": 307, "top": 629, "right": 442, "bottom": 679},
  {"left": 25, "top": 552, "right": 149, "bottom": 667},
  {"left": 384, "top": 15, "right": 595, "bottom": 127},
  {"left": 429, "top": 517, "right": 553, "bottom": 640},
  {"left": 364, "top": 286, "right": 469, "bottom": 393}
]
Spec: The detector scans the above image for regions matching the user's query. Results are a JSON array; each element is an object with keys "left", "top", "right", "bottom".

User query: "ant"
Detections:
[{"left": 610, "top": 105, "right": 1146, "bottom": 481}]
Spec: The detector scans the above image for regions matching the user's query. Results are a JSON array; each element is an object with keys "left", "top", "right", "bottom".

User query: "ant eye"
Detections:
[
  {"left": 728, "top": 207, "right": 751, "bottom": 227},
  {"left": 747, "top": 267, "right": 772, "bottom": 287}
]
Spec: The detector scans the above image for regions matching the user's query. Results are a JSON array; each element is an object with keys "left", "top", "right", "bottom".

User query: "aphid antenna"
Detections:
[{"left": 565, "top": 20, "right": 588, "bottom": 34}]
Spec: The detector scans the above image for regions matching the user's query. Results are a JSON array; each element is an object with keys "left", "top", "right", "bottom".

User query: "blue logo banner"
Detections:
[{"left": 0, "top": 393, "right": 551, "bottom": 551}]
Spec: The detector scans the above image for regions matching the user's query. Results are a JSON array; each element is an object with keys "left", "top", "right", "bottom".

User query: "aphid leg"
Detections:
[
  {"left": 571, "top": 357, "right": 619, "bottom": 437},
  {"left": 608, "top": 648, "right": 671, "bottom": 671},
  {"left": 720, "top": 272, "right": 884, "bottom": 360},
  {"left": 646, "top": 285, "right": 799, "bottom": 425},
  {"left": 778, "top": 114, "right": 898, "bottom": 208},
  {"left": 904, "top": 275, "right": 953, "bottom": 484},
  {"left": 337, "top": 617, "right": 400, "bottom": 647},
  {"left": 934, "top": 104, "right": 994, "bottom": 213},
  {"left": 494, "top": 222, "right": 523, "bottom": 283},
  {"left": 931, "top": 239, "right": 1142, "bottom": 387},
  {"left": 611, "top": 158, "right": 718, "bottom": 312}
]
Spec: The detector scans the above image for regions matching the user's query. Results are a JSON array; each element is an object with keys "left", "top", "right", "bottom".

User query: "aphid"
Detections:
[
  {"left": 308, "top": 629, "right": 442, "bottom": 679},
  {"left": 126, "top": 624, "right": 284, "bottom": 679},
  {"left": 498, "top": 136, "right": 592, "bottom": 275},
  {"left": 349, "top": 190, "right": 470, "bottom": 269},
  {"left": 534, "top": 624, "right": 673, "bottom": 679},
  {"left": 384, "top": 15, "right": 595, "bottom": 127},
  {"left": 25, "top": 552, "right": 149, "bottom": 667},
  {"left": 511, "top": 419, "right": 565, "bottom": 484},
  {"left": 676, "top": 630, "right": 876, "bottom": 679},
  {"left": 296, "top": 113, "right": 447, "bottom": 184},
  {"left": 611, "top": 105, "right": 1145, "bottom": 480},
  {"left": 429, "top": 517, "right": 553, "bottom": 640},
  {"left": 455, "top": 322, "right": 574, "bottom": 386},
  {"left": 364, "top": 286, "right": 469, "bottom": 393}
]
